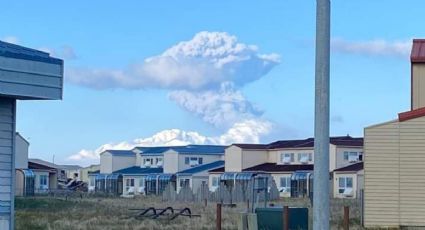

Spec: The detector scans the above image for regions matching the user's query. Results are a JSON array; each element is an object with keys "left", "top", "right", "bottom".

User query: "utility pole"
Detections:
[{"left": 313, "top": 0, "right": 330, "bottom": 230}]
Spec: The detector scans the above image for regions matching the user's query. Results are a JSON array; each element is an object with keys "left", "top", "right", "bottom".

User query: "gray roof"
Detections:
[{"left": 29, "top": 158, "right": 60, "bottom": 169}]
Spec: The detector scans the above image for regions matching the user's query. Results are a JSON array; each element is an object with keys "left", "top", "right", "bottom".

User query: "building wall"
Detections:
[
  {"left": 412, "top": 63, "right": 425, "bottom": 110},
  {"left": 100, "top": 153, "right": 112, "bottom": 174},
  {"left": 163, "top": 151, "right": 178, "bottom": 173},
  {"left": 271, "top": 173, "right": 292, "bottom": 197},
  {"left": 112, "top": 156, "right": 136, "bottom": 173},
  {"left": 333, "top": 172, "right": 360, "bottom": 199},
  {"left": 140, "top": 155, "right": 163, "bottom": 168},
  {"left": 270, "top": 148, "right": 314, "bottom": 165},
  {"left": 209, "top": 173, "right": 221, "bottom": 191},
  {"left": 0, "top": 99, "right": 15, "bottom": 229},
  {"left": 122, "top": 175, "right": 144, "bottom": 196},
  {"left": 241, "top": 150, "right": 268, "bottom": 170},
  {"left": 364, "top": 120, "right": 400, "bottom": 227},
  {"left": 335, "top": 147, "right": 363, "bottom": 170},
  {"left": 225, "top": 146, "right": 242, "bottom": 172},
  {"left": 33, "top": 171, "right": 49, "bottom": 192},
  {"left": 14, "top": 170, "right": 24, "bottom": 197},
  {"left": 14, "top": 134, "right": 28, "bottom": 169},
  {"left": 176, "top": 154, "right": 222, "bottom": 173},
  {"left": 191, "top": 176, "right": 209, "bottom": 193},
  {"left": 80, "top": 165, "right": 99, "bottom": 183},
  {"left": 0, "top": 55, "right": 63, "bottom": 100},
  {"left": 399, "top": 116, "right": 425, "bottom": 226}
]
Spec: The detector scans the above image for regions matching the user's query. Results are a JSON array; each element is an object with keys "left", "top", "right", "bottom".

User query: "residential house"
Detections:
[
  {"left": 364, "top": 39, "right": 425, "bottom": 228},
  {"left": 59, "top": 165, "right": 82, "bottom": 180},
  {"left": 211, "top": 136, "right": 363, "bottom": 198},
  {"left": 332, "top": 162, "right": 363, "bottom": 199},
  {"left": 80, "top": 164, "right": 99, "bottom": 185},
  {"left": 93, "top": 145, "right": 226, "bottom": 196},
  {"left": 28, "top": 159, "right": 66, "bottom": 193},
  {"left": 14, "top": 133, "right": 34, "bottom": 197}
]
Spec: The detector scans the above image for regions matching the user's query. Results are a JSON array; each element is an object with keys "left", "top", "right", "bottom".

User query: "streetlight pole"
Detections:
[{"left": 313, "top": 0, "right": 330, "bottom": 229}]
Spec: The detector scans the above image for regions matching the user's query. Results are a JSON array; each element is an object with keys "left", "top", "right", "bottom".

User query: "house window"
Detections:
[
  {"left": 309, "top": 153, "right": 313, "bottom": 161},
  {"left": 39, "top": 175, "right": 48, "bottom": 190},
  {"left": 280, "top": 153, "right": 294, "bottom": 164},
  {"left": 279, "top": 177, "right": 291, "bottom": 192},
  {"left": 143, "top": 158, "right": 153, "bottom": 167},
  {"left": 89, "top": 176, "right": 95, "bottom": 187},
  {"left": 298, "top": 153, "right": 310, "bottom": 163},
  {"left": 338, "top": 177, "right": 353, "bottom": 194},
  {"left": 212, "top": 177, "right": 219, "bottom": 187},
  {"left": 156, "top": 158, "right": 163, "bottom": 166},
  {"left": 125, "top": 178, "right": 135, "bottom": 192},
  {"left": 139, "top": 177, "right": 145, "bottom": 188},
  {"left": 344, "top": 151, "right": 359, "bottom": 161},
  {"left": 187, "top": 157, "right": 203, "bottom": 166},
  {"left": 180, "top": 179, "right": 190, "bottom": 188}
]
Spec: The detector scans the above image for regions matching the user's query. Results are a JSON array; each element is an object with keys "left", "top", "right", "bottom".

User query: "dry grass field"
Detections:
[{"left": 15, "top": 196, "right": 364, "bottom": 230}]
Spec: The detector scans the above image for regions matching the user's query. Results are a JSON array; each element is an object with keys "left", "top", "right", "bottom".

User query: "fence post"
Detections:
[
  {"left": 283, "top": 206, "right": 289, "bottom": 230},
  {"left": 204, "top": 198, "right": 207, "bottom": 207},
  {"left": 216, "top": 203, "right": 222, "bottom": 230},
  {"left": 247, "top": 199, "right": 250, "bottom": 212},
  {"left": 343, "top": 206, "right": 349, "bottom": 230}
]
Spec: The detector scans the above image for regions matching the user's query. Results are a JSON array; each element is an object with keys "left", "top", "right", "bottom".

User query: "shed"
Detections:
[{"left": 0, "top": 40, "right": 63, "bottom": 229}]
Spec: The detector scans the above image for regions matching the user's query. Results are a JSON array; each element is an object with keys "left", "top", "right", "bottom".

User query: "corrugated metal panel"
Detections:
[
  {"left": 0, "top": 98, "right": 15, "bottom": 229},
  {"left": 364, "top": 120, "right": 400, "bottom": 227}
]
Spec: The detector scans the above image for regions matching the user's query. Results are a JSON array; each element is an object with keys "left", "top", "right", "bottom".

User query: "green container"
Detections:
[{"left": 255, "top": 207, "right": 308, "bottom": 230}]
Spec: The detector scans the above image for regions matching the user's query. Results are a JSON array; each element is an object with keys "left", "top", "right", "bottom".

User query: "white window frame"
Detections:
[
  {"left": 125, "top": 178, "right": 135, "bottom": 193},
  {"left": 280, "top": 153, "right": 294, "bottom": 164},
  {"left": 39, "top": 175, "right": 48, "bottom": 190},
  {"left": 338, "top": 176, "right": 353, "bottom": 194},
  {"left": 279, "top": 176, "right": 291, "bottom": 192},
  {"left": 298, "top": 153, "right": 310, "bottom": 164},
  {"left": 212, "top": 177, "right": 219, "bottom": 187}
]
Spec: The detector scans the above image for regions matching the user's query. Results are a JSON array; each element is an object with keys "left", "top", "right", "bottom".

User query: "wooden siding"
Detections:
[
  {"left": 0, "top": 56, "right": 63, "bottom": 100},
  {"left": 399, "top": 116, "right": 425, "bottom": 226},
  {"left": 0, "top": 98, "right": 15, "bottom": 230},
  {"left": 364, "top": 120, "right": 400, "bottom": 227}
]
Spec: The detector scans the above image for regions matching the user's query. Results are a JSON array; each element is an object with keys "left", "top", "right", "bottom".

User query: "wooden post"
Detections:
[
  {"left": 216, "top": 203, "right": 222, "bottom": 230},
  {"left": 343, "top": 206, "right": 349, "bottom": 230},
  {"left": 283, "top": 206, "right": 289, "bottom": 230},
  {"left": 204, "top": 198, "right": 207, "bottom": 207},
  {"left": 247, "top": 199, "right": 250, "bottom": 212}
]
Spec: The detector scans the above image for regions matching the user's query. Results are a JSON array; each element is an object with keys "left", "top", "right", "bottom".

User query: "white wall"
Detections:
[
  {"left": 335, "top": 147, "right": 363, "bottom": 170},
  {"left": 112, "top": 156, "right": 136, "bottom": 172},
  {"left": 271, "top": 173, "right": 292, "bottom": 197},
  {"left": 177, "top": 154, "right": 222, "bottom": 172},
  {"left": 100, "top": 153, "right": 112, "bottom": 174},
  {"left": 163, "top": 151, "right": 178, "bottom": 173},
  {"left": 225, "top": 146, "right": 242, "bottom": 172},
  {"left": 15, "top": 133, "right": 29, "bottom": 169}
]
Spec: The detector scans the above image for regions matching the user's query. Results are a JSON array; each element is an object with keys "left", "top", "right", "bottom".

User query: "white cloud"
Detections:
[
  {"left": 169, "top": 82, "right": 262, "bottom": 127},
  {"left": 67, "top": 31, "right": 279, "bottom": 90},
  {"left": 332, "top": 38, "right": 411, "bottom": 58},
  {"left": 67, "top": 119, "right": 272, "bottom": 165},
  {"left": 1, "top": 36, "right": 19, "bottom": 44},
  {"left": 38, "top": 45, "right": 77, "bottom": 60}
]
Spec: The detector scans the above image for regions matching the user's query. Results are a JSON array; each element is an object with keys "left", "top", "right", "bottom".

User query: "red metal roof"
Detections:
[
  {"left": 398, "top": 106, "right": 425, "bottom": 122},
  {"left": 411, "top": 39, "right": 425, "bottom": 63}
]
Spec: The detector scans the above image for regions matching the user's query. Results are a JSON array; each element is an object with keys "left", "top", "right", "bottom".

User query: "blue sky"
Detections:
[{"left": 1, "top": 1, "right": 423, "bottom": 166}]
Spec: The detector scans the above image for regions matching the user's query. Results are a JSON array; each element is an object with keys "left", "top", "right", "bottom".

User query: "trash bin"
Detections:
[{"left": 255, "top": 207, "right": 308, "bottom": 230}]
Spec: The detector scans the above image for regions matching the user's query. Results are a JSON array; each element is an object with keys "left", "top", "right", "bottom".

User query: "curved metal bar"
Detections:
[
  {"left": 136, "top": 207, "right": 156, "bottom": 219},
  {"left": 152, "top": 206, "right": 174, "bottom": 219},
  {"left": 170, "top": 207, "right": 192, "bottom": 220}
]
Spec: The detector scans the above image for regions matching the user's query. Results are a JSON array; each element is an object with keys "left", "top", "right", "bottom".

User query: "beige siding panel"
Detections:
[
  {"left": 399, "top": 116, "right": 425, "bottom": 226},
  {"left": 225, "top": 146, "right": 242, "bottom": 172},
  {"left": 364, "top": 120, "right": 400, "bottom": 228}
]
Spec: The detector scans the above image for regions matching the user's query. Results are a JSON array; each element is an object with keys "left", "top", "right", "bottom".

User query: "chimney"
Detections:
[{"left": 411, "top": 39, "right": 425, "bottom": 110}]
